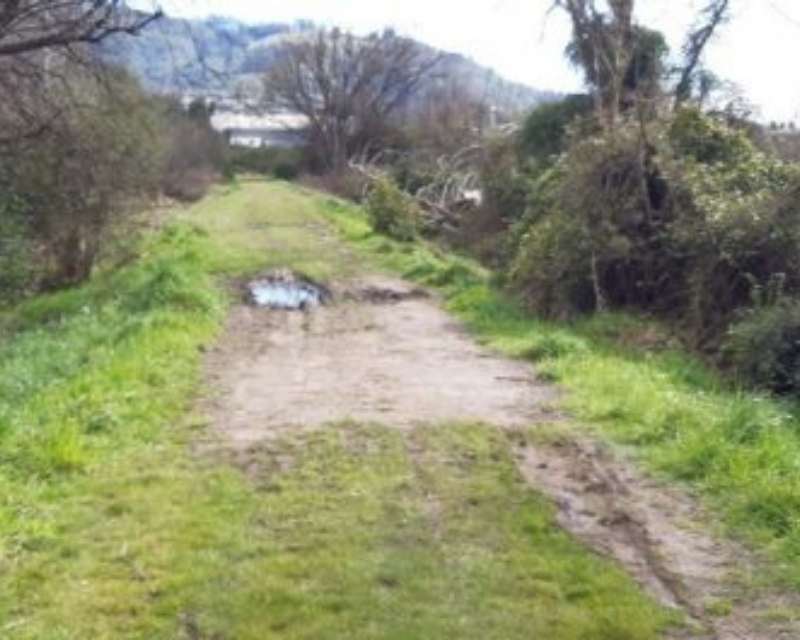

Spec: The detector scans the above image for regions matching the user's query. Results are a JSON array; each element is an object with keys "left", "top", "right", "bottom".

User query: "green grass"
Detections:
[
  {"left": 326, "top": 192, "right": 800, "bottom": 590},
  {"left": 0, "top": 180, "right": 676, "bottom": 638},
  {"left": 178, "top": 423, "right": 669, "bottom": 640}
]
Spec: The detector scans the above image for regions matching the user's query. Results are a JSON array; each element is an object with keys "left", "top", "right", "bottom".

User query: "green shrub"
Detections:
[
  {"left": 224, "top": 146, "right": 303, "bottom": 180},
  {"left": 365, "top": 175, "right": 421, "bottom": 242},
  {"left": 724, "top": 302, "right": 800, "bottom": 394},
  {"left": 0, "top": 198, "right": 37, "bottom": 303},
  {"left": 518, "top": 94, "right": 594, "bottom": 162},
  {"left": 668, "top": 106, "right": 752, "bottom": 165},
  {"left": 510, "top": 127, "right": 667, "bottom": 317},
  {"left": 273, "top": 159, "right": 299, "bottom": 181},
  {"left": 509, "top": 108, "right": 800, "bottom": 351}
]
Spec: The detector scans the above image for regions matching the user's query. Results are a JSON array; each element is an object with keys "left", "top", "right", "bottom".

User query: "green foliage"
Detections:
[
  {"left": 511, "top": 125, "right": 670, "bottom": 317},
  {"left": 511, "top": 200, "right": 596, "bottom": 317},
  {"left": 480, "top": 137, "right": 531, "bottom": 223},
  {"left": 0, "top": 196, "right": 37, "bottom": 303},
  {"left": 665, "top": 110, "right": 800, "bottom": 341},
  {"left": 518, "top": 94, "right": 594, "bottom": 162},
  {"left": 365, "top": 175, "right": 421, "bottom": 241},
  {"left": 668, "top": 106, "right": 753, "bottom": 165},
  {"left": 724, "top": 302, "right": 800, "bottom": 394},
  {"left": 224, "top": 146, "right": 303, "bottom": 181},
  {"left": 509, "top": 106, "right": 800, "bottom": 363}
]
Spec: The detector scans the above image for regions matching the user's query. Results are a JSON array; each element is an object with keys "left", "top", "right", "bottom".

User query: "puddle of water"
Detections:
[{"left": 248, "top": 278, "right": 323, "bottom": 310}]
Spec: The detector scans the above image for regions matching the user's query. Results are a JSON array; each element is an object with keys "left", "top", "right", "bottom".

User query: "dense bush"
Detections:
[
  {"left": 2, "top": 67, "right": 162, "bottom": 289},
  {"left": 0, "top": 197, "right": 37, "bottom": 302},
  {"left": 365, "top": 175, "right": 421, "bottom": 241},
  {"left": 511, "top": 123, "right": 677, "bottom": 317},
  {"left": 224, "top": 146, "right": 304, "bottom": 180},
  {"left": 518, "top": 94, "right": 594, "bottom": 162},
  {"left": 509, "top": 106, "right": 800, "bottom": 360},
  {"left": 724, "top": 302, "right": 800, "bottom": 394}
]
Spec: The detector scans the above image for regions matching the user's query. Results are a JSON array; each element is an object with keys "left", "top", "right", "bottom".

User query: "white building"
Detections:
[{"left": 210, "top": 112, "right": 309, "bottom": 148}]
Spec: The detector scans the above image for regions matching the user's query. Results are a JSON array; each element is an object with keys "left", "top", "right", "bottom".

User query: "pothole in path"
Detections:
[
  {"left": 247, "top": 269, "right": 329, "bottom": 310},
  {"left": 245, "top": 272, "right": 428, "bottom": 311}
]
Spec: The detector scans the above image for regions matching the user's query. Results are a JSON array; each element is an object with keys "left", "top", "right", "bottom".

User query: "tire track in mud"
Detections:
[{"left": 515, "top": 437, "right": 800, "bottom": 639}]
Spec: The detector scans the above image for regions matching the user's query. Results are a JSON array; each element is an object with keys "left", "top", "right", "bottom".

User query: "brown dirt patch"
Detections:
[
  {"left": 516, "top": 436, "right": 800, "bottom": 639},
  {"left": 201, "top": 274, "right": 557, "bottom": 446}
]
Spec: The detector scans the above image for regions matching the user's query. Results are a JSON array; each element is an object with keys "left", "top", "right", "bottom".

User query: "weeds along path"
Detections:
[{"left": 195, "top": 182, "right": 799, "bottom": 640}]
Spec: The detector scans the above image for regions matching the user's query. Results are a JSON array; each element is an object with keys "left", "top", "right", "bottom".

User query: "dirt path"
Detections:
[
  {"left": 516, "top": 438, "right": 800, "bottom": 639},
  {"left": 202, "top": 275, "right": 557, "bottom": 441},
  {"left": 201, "top": 273, "right": 799, "bottom": 640}
]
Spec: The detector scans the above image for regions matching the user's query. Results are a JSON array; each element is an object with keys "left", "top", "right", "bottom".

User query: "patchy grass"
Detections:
[
  {"left": 326, "top": 190, "right": 800, "bottom": 590},
  {"left": 178, "top": 423, "right": 671, "bottom": 640},
  {"left": 0, "top": 180, "right": 675, "bottom": 638}
]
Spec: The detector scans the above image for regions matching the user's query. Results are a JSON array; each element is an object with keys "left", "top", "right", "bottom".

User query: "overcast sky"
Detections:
[{"left": 146, "top": 0, "right": 800, "bottom": 122}]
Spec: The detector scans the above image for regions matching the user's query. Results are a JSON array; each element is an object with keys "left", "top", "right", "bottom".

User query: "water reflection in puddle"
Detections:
[{"left": 248, "top": 277, "right": 323, "bottom": 310}]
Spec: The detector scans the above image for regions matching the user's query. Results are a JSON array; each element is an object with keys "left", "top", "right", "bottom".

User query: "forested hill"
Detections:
[
  {"left": 96, "top": 14, "right": 557, "bottom": 110},
  {"left": 95, "top": 15, "right": 290, "bottom": 93}
]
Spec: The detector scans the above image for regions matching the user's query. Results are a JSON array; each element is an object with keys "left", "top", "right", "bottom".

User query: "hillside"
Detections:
[{"left": 96, "top": 14, "right": 557, "bottom": 112}]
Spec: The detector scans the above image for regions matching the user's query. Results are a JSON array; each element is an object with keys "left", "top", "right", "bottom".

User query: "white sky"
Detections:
[{"left": 145, "top": 0, "right": 800, "bottom": 122}]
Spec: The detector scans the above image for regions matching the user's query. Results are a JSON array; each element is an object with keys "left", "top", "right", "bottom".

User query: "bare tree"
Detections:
[
  {"left": 673, "top": 0, "right": 730, "bottom": 106},
  {"left": 1, "top": 64, "right": 163, "bottom": 287},
  {"left": 263, "top": 28, "right": 440, "bottom": 171},
  {"left": 0, "top": 1, "right": 162, "bottom": 143},
  {"left": 0, "top": 2, "right": 164, "bottom": 290},
  {"left": 404, "top": 75, "right": 488, "bottom": 153},
  {"left": 0, "top": 1, "right": 161, "bottom": 58}
]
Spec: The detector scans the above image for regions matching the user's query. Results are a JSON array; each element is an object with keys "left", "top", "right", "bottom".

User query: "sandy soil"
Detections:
[{"left": 201, "top": 273, "right": 800, "bottom": 640}]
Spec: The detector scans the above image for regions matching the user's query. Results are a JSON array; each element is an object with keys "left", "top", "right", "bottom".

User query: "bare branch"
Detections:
[
  {"left": 0, "top": 2, "right": 162, "bottom": 58},
  {"left": 349, "top": 144, "right": 481, "bottom": 233},
  {"left": 673, "top": 0, "right": 730, "bottom": 105}
]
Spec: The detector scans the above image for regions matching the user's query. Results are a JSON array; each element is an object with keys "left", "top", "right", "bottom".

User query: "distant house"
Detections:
[{"left": 211, "top": 112, "right": 308, "bottom": 148}]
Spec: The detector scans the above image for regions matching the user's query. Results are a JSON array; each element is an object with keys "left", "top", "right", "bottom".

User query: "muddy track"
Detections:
[
  {"left": 201, "top": 273, "right": 800, "bottom": 639},
  {"left": 516, "top": 437, "right": 800, "bottom": 639}
]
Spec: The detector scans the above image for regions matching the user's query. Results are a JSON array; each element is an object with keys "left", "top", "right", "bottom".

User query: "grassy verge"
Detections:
[
  {"left": 326, "top": 191, "right": 800, "bottom": 591},
  {"left": 0, "top": 180, "right": 674, "bottom": 638}
]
